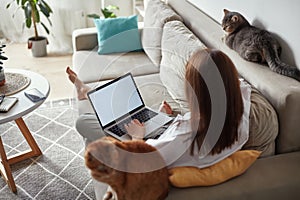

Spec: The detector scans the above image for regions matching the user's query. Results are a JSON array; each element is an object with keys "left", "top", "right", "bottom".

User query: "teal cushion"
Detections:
[{"left": 94, "top": 15, "right": 143, "bottom": 54}]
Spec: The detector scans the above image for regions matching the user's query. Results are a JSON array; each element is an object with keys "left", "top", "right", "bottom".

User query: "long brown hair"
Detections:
[{"left": 185, "top": 49, "right": 244, "bottom": 155}]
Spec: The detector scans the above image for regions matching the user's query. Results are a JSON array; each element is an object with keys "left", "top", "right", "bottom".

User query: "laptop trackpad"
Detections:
[{"left": 144, "top": 114, "right": 172, "bottom": 136}]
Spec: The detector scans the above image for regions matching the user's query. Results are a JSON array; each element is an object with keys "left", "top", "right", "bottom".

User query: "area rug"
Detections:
[{"left": 0, "top": 98, "right": 97, "bottom": 200}]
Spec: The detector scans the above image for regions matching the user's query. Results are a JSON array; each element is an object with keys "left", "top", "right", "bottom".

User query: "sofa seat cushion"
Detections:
[
  {"left": 73, "top": 50, "right": 159, "bottom": 83},
  {"left": 77, "top": 74, "right": 181, "bottom": 116},
  {"left": 160, "top": 20, "right": 206, "bottom": 113}
]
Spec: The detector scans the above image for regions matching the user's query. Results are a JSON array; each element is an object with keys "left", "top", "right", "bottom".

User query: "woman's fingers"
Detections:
[
  {"left": 163, "top": 101, "right": 173, "bottom": 114},
  {"left": 133, "top": 119, "right": 143, "bottom": 126},
  {"left": 158, "top": 100, "right": 173, "bottom": 114},
  {"left": 125, "top": 119, "right": 143, "bottom": 130},
  {"left": 124, "top": 119, "right": 145, "bottom": 140}
]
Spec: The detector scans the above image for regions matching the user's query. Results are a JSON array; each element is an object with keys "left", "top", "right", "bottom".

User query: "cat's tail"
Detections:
[{"left": 263, "top": 46, "right": 300, "bottom": 81}]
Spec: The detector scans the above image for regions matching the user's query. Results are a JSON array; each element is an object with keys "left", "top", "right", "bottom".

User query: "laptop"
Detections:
[{"left": 87, "top": 73, "right": 173, "bottom": 141}]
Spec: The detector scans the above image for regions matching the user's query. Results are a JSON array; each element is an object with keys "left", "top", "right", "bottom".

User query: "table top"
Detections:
[{"left": 0, "top": 69, "right": 50, "bottom": 124}]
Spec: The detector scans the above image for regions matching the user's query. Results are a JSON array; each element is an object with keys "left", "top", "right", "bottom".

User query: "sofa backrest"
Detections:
[{"left": 168, "top": 0, "right": 300, "bottom": 154}]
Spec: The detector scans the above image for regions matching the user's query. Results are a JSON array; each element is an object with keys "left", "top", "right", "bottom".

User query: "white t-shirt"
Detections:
[{"left": 146, "top": 79, "right": 252, "bottom": 169}]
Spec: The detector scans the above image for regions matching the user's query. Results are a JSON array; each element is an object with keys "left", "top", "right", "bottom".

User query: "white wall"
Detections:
[{"left": 188, "top": 0, "right": 300, "bottom": 69}]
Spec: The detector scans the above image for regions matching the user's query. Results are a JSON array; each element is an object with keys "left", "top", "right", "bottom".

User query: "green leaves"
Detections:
[
  {"left": 87, "top": 5, "right": 119, "bottom": 19},
  {"left": 0, "top": 45, "right": 8, "bottom": 62},
  {"left": 21, "top": 0, "right": 27, "bottom": 6},
  {"left": 41, "top": 22, "right": 49, "bottom": 34},
  {"left": 38, "top": 0, "right": 52, "bottom": 18},
  {"left": 0, "top": 55, "right": 8, "bottom": 61},
  {"left": 6, "top": 0, "right": 53, "bottom": 39},
  {"left": 87, "top": 14, "right": 101, "bottom": 19},
  {"left": 101, "top": 5, "right": 119, "bottom": 18},
  {"left": 24, "top": 1, "right": 32, "bottom": 28}
]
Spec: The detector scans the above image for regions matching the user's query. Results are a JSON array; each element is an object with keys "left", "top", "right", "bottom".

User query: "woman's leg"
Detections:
[
  {"left": 66, "top": 67, "right": 106, "bottom": 144},
  {"left": 66, "top": 66, "right": 91, "bottom": 100},
  {"left": 76, "top": 113, "right": 107, "bottom": 145},
  {"left": 66, "top": 67, "right": 173, "bottom": 144}
]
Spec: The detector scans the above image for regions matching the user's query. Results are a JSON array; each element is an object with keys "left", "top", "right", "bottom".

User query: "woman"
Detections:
[{"left": 67, "top": 48, "right": 251, "bottom": 168}]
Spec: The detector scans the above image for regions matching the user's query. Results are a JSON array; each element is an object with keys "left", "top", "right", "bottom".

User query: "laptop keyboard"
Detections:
[{"left": 108, "top": 108, "right": 158, "bottom": 137}]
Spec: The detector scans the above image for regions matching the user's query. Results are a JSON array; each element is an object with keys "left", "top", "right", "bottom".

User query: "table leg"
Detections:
[
  {"left": 0, "top": 137, "right": 17, "bottom": 193},
  {"left": 0, "top": 117, "right": 42, "bottom": 193},
  {"left": 7, "top": 118, "right": 42, "bottom": 165}
]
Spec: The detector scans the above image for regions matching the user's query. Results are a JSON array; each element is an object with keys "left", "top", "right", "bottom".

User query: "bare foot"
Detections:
[
  {"left": 66, "top": 66, "right": 91, "bottom": 100},
  {"left": 158, "top": 101, "right": 173, "bottom": 115},
  {"left": 66, "top": 66, "right": 77, "bottom": 83}
]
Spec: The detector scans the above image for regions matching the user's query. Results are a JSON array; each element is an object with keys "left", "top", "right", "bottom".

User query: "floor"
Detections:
[
  {"left": 0, "top": 99, "right": 96, "bottom": 199},
  {"left": 4, "top": 42, "right": 76, "bottom": 101}
]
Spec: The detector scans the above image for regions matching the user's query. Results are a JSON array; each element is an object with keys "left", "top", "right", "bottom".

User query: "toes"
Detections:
[{"left": 66, "top": 66, "right": 77, "bottom": 76}]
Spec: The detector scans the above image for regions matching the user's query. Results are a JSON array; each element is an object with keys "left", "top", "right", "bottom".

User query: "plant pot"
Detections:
[{"left": 28, "top": 36, "right": 48, "bottom": 57}]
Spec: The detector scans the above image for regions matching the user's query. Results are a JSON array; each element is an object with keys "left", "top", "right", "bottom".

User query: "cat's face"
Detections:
[{"left": 222, "top": 9, "right": 245, "bottom": 33}]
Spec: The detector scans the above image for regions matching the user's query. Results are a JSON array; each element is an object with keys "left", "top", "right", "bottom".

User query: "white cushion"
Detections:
[
  {"left": 73, "top": 49, "right": 159, "bottom": 83},
  {"left": 142, "top": 0, "right": 182, "bottom": 67},
  {"left": 160, "top": 21, "right": 206, "bottom": 112}
]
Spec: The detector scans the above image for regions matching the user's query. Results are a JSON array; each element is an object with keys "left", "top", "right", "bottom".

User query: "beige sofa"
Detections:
[{"left": 72, "top": 0, "right": 300, "bottom": 199}]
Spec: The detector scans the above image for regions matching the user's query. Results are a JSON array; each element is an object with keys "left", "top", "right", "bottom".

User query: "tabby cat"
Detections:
[
  {"left": 222, "top": 9, "right": 300, "bottom": 81},
  {"left": 85, "top": 137, "right": 169, "bottom": 200}
]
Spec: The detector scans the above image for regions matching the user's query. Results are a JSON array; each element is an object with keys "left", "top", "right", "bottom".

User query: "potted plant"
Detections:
[
  {"left": 6, "top": 0, "right": 53, "bottom": 57},
  {"left": 87, "top": 5, "right": 119, "bottom": 19},
  {"left": 0, "top": 44, "right": 8, "bottom": 86}
]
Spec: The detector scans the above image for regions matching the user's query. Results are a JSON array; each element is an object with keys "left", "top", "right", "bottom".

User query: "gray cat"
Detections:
[{"left": 222, "top": 9, "right": 300, "bottom": 81}]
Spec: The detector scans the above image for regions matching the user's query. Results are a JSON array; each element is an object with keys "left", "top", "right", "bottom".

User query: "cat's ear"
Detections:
[
  {"left": 223, "top": 9, "right": 230, "bottom": 15},
  {"left": 89, "top": 139, "right": 119, "bottom": 165},
  {"left": 231, "top": 15, "right": 239, "bottom": 22}
]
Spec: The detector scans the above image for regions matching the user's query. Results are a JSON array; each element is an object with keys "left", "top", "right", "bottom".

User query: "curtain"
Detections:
[{"left": 0, "top": 0, "right": 102, "bottom": 54}]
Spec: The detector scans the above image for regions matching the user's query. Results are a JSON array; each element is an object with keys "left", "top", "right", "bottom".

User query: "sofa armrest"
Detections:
[
  {"left": 72, "top": 22, "right": 144, "bottom": 52},
  {"left": 72, "top": 27, "right": 98, "bottom": 52}
]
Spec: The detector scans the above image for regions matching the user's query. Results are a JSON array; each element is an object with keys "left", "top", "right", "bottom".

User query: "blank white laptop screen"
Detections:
[{"left": 89, "top": 75, "right": 143, "bottom": 127}]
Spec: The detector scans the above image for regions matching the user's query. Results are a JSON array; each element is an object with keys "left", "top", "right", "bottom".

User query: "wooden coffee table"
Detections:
[{"left": 0, "top": 69, "right": 50, "bottom": 193}]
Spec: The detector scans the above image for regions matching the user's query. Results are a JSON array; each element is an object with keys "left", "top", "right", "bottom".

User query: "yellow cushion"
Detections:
[{"left": 168, "top": 150, "right": 261, "bottom": 188}]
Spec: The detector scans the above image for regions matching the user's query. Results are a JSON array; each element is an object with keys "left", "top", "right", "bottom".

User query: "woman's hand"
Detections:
[
  {"left": 124, "top": 119, "right": 146, "bottom": 140},
  {"left": 158, "top": 101, "right": 173, "bottom": 115}
]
